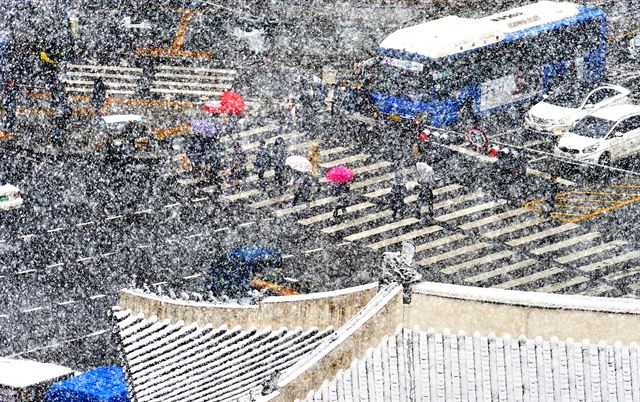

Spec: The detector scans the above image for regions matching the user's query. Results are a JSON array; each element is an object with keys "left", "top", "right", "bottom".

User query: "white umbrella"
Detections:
[{"left": 285, "top": 155, "right": 312, "bottom": 173}]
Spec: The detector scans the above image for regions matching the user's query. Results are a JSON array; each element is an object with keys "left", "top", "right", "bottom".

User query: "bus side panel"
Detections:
[
  {"left": 371, "top": 92, "right": 458, "bottom": 127},
  {"left": 583, "top": 45, "right": 606, "bottom": 82}
]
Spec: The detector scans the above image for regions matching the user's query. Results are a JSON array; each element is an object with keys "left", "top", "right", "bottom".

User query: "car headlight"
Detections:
[
  {"left": 552, "top": 127, "right": 567, "bottom": 135},
  {"left": 583, "top": 144, "right": 599, "bottom": 154}
]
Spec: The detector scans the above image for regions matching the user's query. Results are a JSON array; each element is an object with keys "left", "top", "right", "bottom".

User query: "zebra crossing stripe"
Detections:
[
  {"left": 154, "top": 72, "right": 235, "bottom": 81},
  {"left": 458, "top": 207, "right": 530, "bottom": 230},
  {"left": 275, "top": 197, "right": 335, "bottom": 217},
  {"left": 441, "top": 250, "right": 514, "bottom": 275},
  {"left": 579, "top": 284, "right": 614, "bottom": 296},
  {"left": 433, "top": 191, "right": 485, "bottom": 210},
  {"left": 350, "top": 172, "right": 396, "bottom": 190},
  {"left": 68, "top": 63, "right": 142, "bottom": 72},
  {"left": 157, "top": 65, "right": 236, "bottom": 75},
  {"left": 221, "top": 124, "right": 278, "bottom": 142},
  {"left": 494, "top": 267, "right": 563, "bottom": 289},
  {"left": 535, "top": 276, "right": 589, "bottom": 293},
  {"left": 417, "top": 242, "right": 491, "bottom": 266},
  {"left": 322, "top": 210, "right": 393, "bottom": 234},
  {"left": 555, "top": 240, "right": 627, "bottom": 264},
  {"left": 244, "top": 132, "right": 302, "bottom": 151},
  {"left": 435, "top": 200, "right": 506, "bottom": 222},
  {"left": 506, "top": 222, "right": 579, "bottom": 247},
  {"left": 320, "top": 153, "right": 369, "bottom": 168},
  {"left": 464, "top": 259, "right": 538, "bottom": 284},
  {"left": 367, "top": 226, "right": 443, "bottom": 250},
  {"left": 321, "top": 146, "right": 351, "bottom": 158},
  {"left": 224, "top": 189, "right": 261, "bottom": 201},
  {"left": 151, "top": 88, "right": 223, "bottom": 96},
  {"left": 152, "top": 80, "right": 230, "bottom": 89},
  {"left": 343, "top": 217, "right": 419, "bottom": 242},
  {"left": 577, "top": 249, "right": 640, "bottom": 272},
  {"left": 321, "top": 161, "right": 392, "bottom": 184},
  {"left": 604, "top": 266, "right": 640, "bottom": 281},
  {"left": 415, "top": 233, "right": 466, "bottom": 253},
  {"left": 65, "top": 71, "right": 139, "bottom": 80},
  {"left": 529, "top": 232, "right": 601, "bottom": 255},
  {"left": 249, "top": 194, "right": 293, "bottom": 209},
  {"left": 298, "top": 202, "right": 375, "bottom": 225},
  {"left": 481, "top": 217, "right": 549, "bottom": 239},
  {"left": 65, "top": 79, "right": 138, "bottom": 88}
]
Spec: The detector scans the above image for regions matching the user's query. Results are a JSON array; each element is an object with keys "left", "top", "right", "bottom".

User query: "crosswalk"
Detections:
[
  {"left": 177, "top": 117, "right": 640, "bottom": 298},
  {"left": 63, "top": 62, "right": 238, "bottom": 100}
]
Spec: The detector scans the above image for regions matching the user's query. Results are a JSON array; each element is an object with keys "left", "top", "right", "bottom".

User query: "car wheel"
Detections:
[{"left": 598, "top": 152, "right": 611, "bottom": 166}]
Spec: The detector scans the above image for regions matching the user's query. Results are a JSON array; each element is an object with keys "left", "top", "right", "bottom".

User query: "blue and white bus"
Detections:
[{"left": 370, "top": 1, "right": 607, "bottom": 128}]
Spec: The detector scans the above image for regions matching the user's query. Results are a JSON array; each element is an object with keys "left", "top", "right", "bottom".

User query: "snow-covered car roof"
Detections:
[
  {"left": 0, "top": 358, "right": 73, "bottom": 389},
  {"left": 0, "top": 184, "right": 20, "bottom": 194},
  {"left": 590, "top": 103, "right": 640, "bottom": 121},
  {"left": 101, "top": 114, "right": 144, "bottom": 125}
]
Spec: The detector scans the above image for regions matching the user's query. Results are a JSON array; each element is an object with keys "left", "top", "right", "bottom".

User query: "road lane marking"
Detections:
[
  {"left": 530, "top": 232, "right": 601, "bottom": 255},
  {"left": 163, "top": 203, "right": 181, "bottom": 209},
  {"left": 415, "top": 233, "right": 467, "bottom": 253},
  {"left": 17, "top": 269, "right": 37, "bottom": 275},
  {"left": 343, "top": 218, "right": 419, "bottom": 242},
  {"left": 249, "top": 194, "right": 293, "bottom": 209},
  {"left": 465, "top": 259, "right": 538, "bottom": 284},
  {"left": 90, "top": 294, "right": 107, "bottom": 300},
  {"left": 494, "top": 267, "right": 563, "bottom": 289},
  {"left": 604, "top": 266, "right": 640, "bottom": 281},
  {"left": 185, "top": 233, "right": 203, "bottom": 239},
  {"left": 47, "top": 227, "right": 65, "bottom": 233},
  {"left": 297, "top": 202, "right": 373, "bottom": 225},
  {"left": 18, "top": 234, "right": 35, "bottom": 240},
  {"left": 578, "top": 250, "right": 640, "bottom": 272},
  {"left": 282, "top": 254, "right": 294, "bottom": 259},
  {"left": 57, "top": 300, "right": 76, "bottom": 306},
  {"left": 441, "top": 250, "right": 514, "bottom": 275},
  {"left": 349, "top": 172, "right": 396, "bottom": 190},
  {"left": 46, "top": 263, "right": 64, "bottom": 268},
  {"left": 435, "top": 200, "right": 506, "bottom": 222},
  {"left": 367, "top": 226, "right": 443, "bottom": 250},
  {"left": 101, "top": 252, "right": 117, "bottom": 257},
  {"left": 275, "top": 197, "right": 336, "bottom": 217},
  {"left": 105, "top": 215, "right": 125, "bottom": 221},
  {"left": 157, "top": 65, "right": 236, "bottom": 74},
  {"left": 22, "top": 307, "right": 44, "bottom": 313},
  {"left": 191, "top": 197, "right": 209, "bottom": 203},
  {"left": 152, "top": 281, "right": 168, "bottom": 286},
  {"left": 134, "top": 209, "right": 153, "bottom": 214},
  {"left": 433, "top": 191, "right": 485, "bottom": 210},
  {"left": 320, "top": 153, "right": 369, "bottom": 168},
  {"left": 322, "top": 211, "right": 392, "bottom": 234},
  {"left": 535, "top": 276, "right": 589, "bottom": 293},
  {"left": 183, "top": 274, "right": 201, "bottom": 280},
  {"left": 505, "top": 222, "right": 579, "bottom": 247},
  {"left": 76, "top": 257, "right": 93, "bottom": 262},
  {"left": 417, "top": 242, "right": 491, "bottom": 266},
  {"left": 458, "top": 207, "right": 530, "bottom": 230},
  {"left": 303, "top": 248, "right": 323, "bottom": 254},
  {"left": 481, "top": 217, "right": 549, "bottom": 239},
  {"left": 237, "top": 221, "right": 255, "bottom": 228},
  {"left": 555, "top": 240, "right": 627, "bottom": 264},
  {"left": 224, "top": 189, "right": 261, "bottom": 201}
]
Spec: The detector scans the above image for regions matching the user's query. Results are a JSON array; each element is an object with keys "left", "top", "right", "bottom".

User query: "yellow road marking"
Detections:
[
  {"left": 556, "top": 198, "right": 619, "bottom": 203},
  {"left": 0, "top": 132, "right": 15, "bottom": 140},
  {"left": 609, "top": 26, "right": 640, "bottom": 43},
  {"left": 250, "top": 279, "right": 299, "bottom": 296},
  {"left": 155, "top": 123, "right": 191, "bottom": 139},
  {"left": 613, "top": 184, "right": 640, "bottom": 189}
]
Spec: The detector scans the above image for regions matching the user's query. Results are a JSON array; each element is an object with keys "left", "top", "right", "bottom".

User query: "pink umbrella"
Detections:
[{"left": 325, "top": 166, "right": 355, "bottom": 183}]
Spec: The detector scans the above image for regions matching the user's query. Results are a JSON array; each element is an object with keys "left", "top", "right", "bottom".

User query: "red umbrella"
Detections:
[
  {"left": 220, "top": 91, "right": 245, "bottom": 115},
  {"left": 325, "top": 166, "right": 355, "bottom": 183}
]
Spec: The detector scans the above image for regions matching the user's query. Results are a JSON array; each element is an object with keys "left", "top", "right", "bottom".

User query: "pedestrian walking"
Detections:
[
  {"left": 545, "top": 175, "right": 560, "bottom": 215},
  {"left": 52, "top": 103, "right": 73, "bottom": 147},
  {"left": 271, "top": 137, "right": 288, "bottom": 187},
  {"left": 278, "top": 95, "right": 297, "bottom": 135},
  {"left": 307, "top": 142, "right": 321, "bottom": 176},
  {"left": 292, "top": 172, "right": 315, "bottom": 205},
  {"left": 415, "top": 162, "right": 435, "bottom": 219},
  {"left": 254, "top": 139, "right": 272, "bottom": 184},
  {"left": 229, "top": 141, "right": 247, "bottom": 188},
  {"left": 333, "top": 182, "right": 350, "bottom": 219},
  {"left": 205, "top": 139, "right": 224, "bottom": 193},
  {"left": 2, "top": 79, "right": 17, "bottom": 131},
  {"left": 92, "top": 76, "right": 107, "bottom": 115},
  {"left": 388, "top": 176, "right": 406, "bottom": 219}
]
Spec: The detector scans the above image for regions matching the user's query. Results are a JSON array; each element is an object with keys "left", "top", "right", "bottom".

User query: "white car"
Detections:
[
  {"left": 525, "top": 83, "right": 630, "bottom": 134},
  {"left": 0, "top": 184, "right": 23, "bottom": 210},
  {"left": 554, "top": 104, "right": 640, "bottom": 165}
]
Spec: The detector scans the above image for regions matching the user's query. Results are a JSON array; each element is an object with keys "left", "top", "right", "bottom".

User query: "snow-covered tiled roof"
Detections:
[
  {"left": 112, "top": 308, "right": 334, "bottom": 402},
  {"left": 300, "top": 327, "right": 640, "bottom": 402}
]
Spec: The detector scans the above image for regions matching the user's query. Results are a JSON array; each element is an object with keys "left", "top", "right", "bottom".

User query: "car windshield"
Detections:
[
  {"left": 570, "top": 116, "right": 615, "bottom": 139},
  {"left": 546, "top": 83, "right": 597, "bottom": 109}
]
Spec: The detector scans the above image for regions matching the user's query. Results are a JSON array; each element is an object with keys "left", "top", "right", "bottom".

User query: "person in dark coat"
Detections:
[
  {"left": 2, "top": 79, "right": 17, "bottom": 130},
  {"left": 388, "top": 177, "right": 406, "bottom": 219},
  {"left": 271, "top": 137, "right": 287, "bottom": 187},
  {"left": 254, "top": 139, "right": 271, "bottom": 185},
  {"left": 292, "top": 172, "right": 315, "bottom": 205},
  {"left": 545, "top": 175, "right": 560, "bottom": 215},
  {"left": 52, "top": 103, "right": 73, "bottom": 146},
  {"left": 229, "top": 141, "right": 247, "bottom": 188},
  {"left": 92, "top": 77, "right": 107, "bottom": 115},
  {"left": 332, "top": 182, "right": 350, "bottom": 219}
]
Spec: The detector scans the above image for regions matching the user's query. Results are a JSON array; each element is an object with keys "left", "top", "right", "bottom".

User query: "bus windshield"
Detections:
[{"left": 370, "top": 57, "right": 433, "bottom": 97}]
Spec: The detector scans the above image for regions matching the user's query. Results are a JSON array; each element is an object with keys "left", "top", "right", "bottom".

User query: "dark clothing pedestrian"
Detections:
[
  {"left": 254, "top": 140, "right": 272, "bottom": 183},
  {"left": 92, "top": 77, "right": 107, "bottom": 114},
  {"left": 229, "top": 141, "right": 247, "bottom": 186},
  {"left": 52, "top": 104, "right": 73, "bottom": 146},
  {"left": 333, "top": 182, "right": 350, "bottom": 219},
  {"left": 292, "top": 173, "right": 315, "bottom": 204},
  {"left": 272, "top": 137, "right": 288, "bottom": 186},
  {"left": 415, "top": 162, "right": 435, "bottom": 218},
  {"left": 2, "top": 81, "right": 17, "bottom": 130},
  {"left": 388, "top": 181, "right": 406, "bottom": 219},
  {"left": 545, "top": 177, "right": 560, "bottom": 213}
]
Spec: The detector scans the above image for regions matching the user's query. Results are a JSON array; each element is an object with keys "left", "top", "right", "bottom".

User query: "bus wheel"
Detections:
[{"left": 464, "top": 126, "right": 489, "bottom": 153}]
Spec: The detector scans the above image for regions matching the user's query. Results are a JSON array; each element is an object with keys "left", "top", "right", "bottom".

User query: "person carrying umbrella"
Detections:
[
  {"left": 415, "top": 162, "right": 436, "bottom": 219},
  {"left": 285, "top": 155, "right": 314, "bottom": 204},
  {"left": 229, "top": 141, "right": 247, "bottom": 188},
  {"left": 307, "top": 142, "right": 321, "bottom": 176},
  {"left": 325, "top": 165, "right": 355, "bottom": 219}
]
